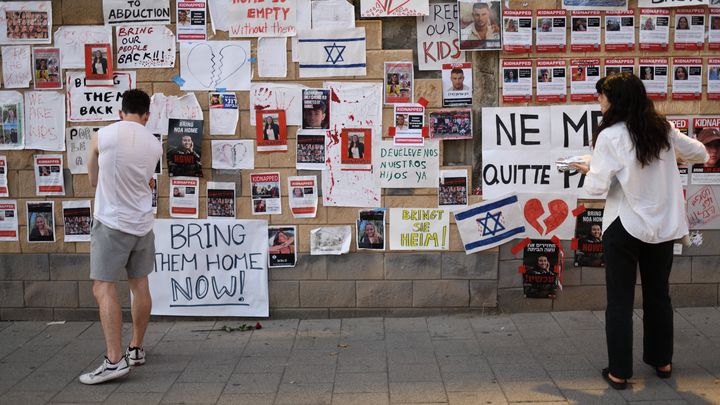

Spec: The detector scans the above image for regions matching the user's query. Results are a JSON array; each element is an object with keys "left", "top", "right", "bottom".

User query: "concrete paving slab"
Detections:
[
  {"left": 331, "top": 392, "right": 390, "bottom": 405},
  {"left": 160, "top": 382, "right": 225, "bottom": 404},
  {"left": 333, "top": 372, "right": 388, "bottom": 393}
]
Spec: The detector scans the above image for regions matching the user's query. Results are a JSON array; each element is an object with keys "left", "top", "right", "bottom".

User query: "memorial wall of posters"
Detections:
[{"left": 2, "top": 0, "right": 720, "bottom": 313}]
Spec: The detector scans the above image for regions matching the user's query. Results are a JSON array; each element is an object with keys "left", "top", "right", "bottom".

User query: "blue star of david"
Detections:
[
  {"left": 476, "top": 211, "right": 505, "bottom": 236},
  {"left": 324, "top": 43, "right": 346, "bottom": 64}
]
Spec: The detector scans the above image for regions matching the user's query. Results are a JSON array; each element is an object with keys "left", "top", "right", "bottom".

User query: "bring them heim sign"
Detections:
[{"left": 150, "top": 219, "right": 269, "bottom": 317}]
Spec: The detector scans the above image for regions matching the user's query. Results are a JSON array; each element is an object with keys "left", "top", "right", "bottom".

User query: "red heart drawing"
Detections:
[
  {"left": 382, "top": 0, "right": 412, "bottom": 14},
  {"left": 523, "top": 198, "right": 569, "bottom": 235}
]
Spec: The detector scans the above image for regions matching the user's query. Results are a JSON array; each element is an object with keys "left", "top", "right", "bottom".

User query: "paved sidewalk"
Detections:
[{"left": 1, "top": 308, "right": 720, "bottom": 404}]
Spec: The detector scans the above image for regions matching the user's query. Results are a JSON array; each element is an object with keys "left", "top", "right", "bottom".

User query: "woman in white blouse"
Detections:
[{"left": 572, "top": 73, "right": 708, "bottom": 390}]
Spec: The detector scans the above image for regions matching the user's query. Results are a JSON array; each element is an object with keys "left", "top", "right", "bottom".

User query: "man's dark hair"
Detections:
[
  {"left": 450, "top": 68, "right": 464, "bottom": 75},
  {"left": 121, "top": 89, "right": 151, "bottom": 115},
  {"left": 472, "top": 2, "right": 489, "bottom": 10}
]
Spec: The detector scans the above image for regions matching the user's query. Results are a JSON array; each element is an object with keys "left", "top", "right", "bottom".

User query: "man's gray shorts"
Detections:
[{"left": 90, "top": 220, "right": 155, "bottom": 282}]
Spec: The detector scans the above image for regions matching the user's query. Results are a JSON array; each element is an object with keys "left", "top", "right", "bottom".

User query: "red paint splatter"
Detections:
[
  {"left": 330, "top": 89, "right": 341, "bottom": 103},
  {"left": 348, "top": 114, "right": 355, "bottom": 121}
]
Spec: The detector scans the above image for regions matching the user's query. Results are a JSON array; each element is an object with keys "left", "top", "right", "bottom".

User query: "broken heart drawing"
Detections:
[
  {"left": 518, "top": 193, "right": 577, "bottom": 239},
  {"left": 180, "top": 41, "right": 251, "bottom": 91}
]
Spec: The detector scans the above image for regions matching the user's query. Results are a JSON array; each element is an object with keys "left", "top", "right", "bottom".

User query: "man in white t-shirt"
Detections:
[
  {"left": 79, "top": 89, "right": 163, "bottom": 385},
  {"left": 461, "top": 2, "right": 500, "bottom": 45}
]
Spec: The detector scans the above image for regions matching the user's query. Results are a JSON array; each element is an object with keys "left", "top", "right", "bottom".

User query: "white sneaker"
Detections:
[
  {"left": 78, "top": 356, "right": 130, "bottom": 385},
  {"left": 126, "top": 346, "right": 146, "bottom": 366}
]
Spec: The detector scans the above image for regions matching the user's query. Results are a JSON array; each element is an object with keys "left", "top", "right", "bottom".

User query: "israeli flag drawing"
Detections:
[
  {"left": 453, "top": 194, "right": 526, "bottom": 254},
  {"left": 297, "top": 28, "right": 367, "bottom": 78}
]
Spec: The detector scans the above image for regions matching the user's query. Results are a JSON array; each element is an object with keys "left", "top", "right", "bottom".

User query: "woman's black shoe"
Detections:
[
  {"left": 602, "top": 368, "right": 627, "bottom": 390},
  {"left": 655, "top": 364, "right": 672, "bottom": 379}
]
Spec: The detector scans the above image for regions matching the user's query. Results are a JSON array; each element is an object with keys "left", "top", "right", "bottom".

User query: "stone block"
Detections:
[
  {"left": 497, "top": 288, "right": 553, "bottom": 313},
  {"left": 415, "top": 79, "right": 443, "bottom": 109},
  {"left": 670, "top": 284, "right": 718, "bottom": 307},
  {"left": 271, "top": 308, "right": 329, "bottom": 319},
  {"left": 329, "top": 308, "right": 387, "bottom": 318},
  {"left": 356, "top": 20, "right": 382, "bottom": 50},
  {"left": 581, "top": 266, "right": 606, "bottom": 285},
  {"left": 0, "top": 241, "right": 21, "bottom": 253},
  {"left": 357, "top": 281, "right": 412, "bottom": 307},
  {"left": 0, "top": 254, "right": 49, "bottom": 280},
  {"left": 72, "top": 175, "right": 95, "bottom": 198},
  {"left": 364, "top": 50, "right": 414, "bottom": 80},
  {"left": 498, "top": 260, "right": 523, "bottom": 288},
  {"left": 442, "top": 251, "right": 497, "bottom": 280},
  {"left": 61, "top": 0, "right": 103, "bottom": 24},
  {"left": 552, "top": 286, "right": 607, "bottom": 311},
  {"left": 270, "top": 254, "right": 327, "bottom": 280},
  {"left": 18, "top": 170, "right": 36, "bottom": 198},
  {"left": 6, "top": 150, "right": 35, "bottom": 170},
  {"left": 386, "top": 308, "right": 444, "bottom": 317},
  {"left": 299, "top": 281, "right": 355, "bottom": 307},
  {"left": 53, "top": 308, "right": 100, "bottom": 321},
  {"left": 498, "top": 238, "right": 523, "bottom": 260},
  {"left": 691, "top": 256, "right": 720, "bottom": 283},
  {"left": 669, "top": 256, "right": 691, "bottom": 284},
  {"left": 24, "top": 281, "right": 78, "bottom": 308},
  {"left": 470, "top": 280, "right": 497, "bottom": 308},
  {"left": 0, "top": 308, "right": 53, "bottom": 321},
  {"left": 0, "top": 281, "right": 24, "bottom": 307},
  {"left": 385, "top": 253, "right": 440, "bottom": 280},
  {"left": 327, "top": 254, "right": 384, "bottom": 280},
  {"left": 49, "top": 254, "right": 90, "bottom": 280},
  {"left": 562, "top": 259, "right": 582, "bottom": 286},
  {"left": 136, "top": 64, "right": 179, "bottom": 83},
  {"left": 269, "top": 281, "right": 299, "bottom": 308},
  {"left": 413, "top": 280, "right": 469, "bottom": 307}
]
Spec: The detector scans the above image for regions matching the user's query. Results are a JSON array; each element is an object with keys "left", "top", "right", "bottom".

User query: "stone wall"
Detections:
[{"left": 1, "top": 0, "right": 719, "bottom": 320}]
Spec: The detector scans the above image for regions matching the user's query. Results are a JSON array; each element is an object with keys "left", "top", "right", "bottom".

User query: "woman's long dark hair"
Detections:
[{"left": 593, "top": 73, "right": 670, "bottom": 167}]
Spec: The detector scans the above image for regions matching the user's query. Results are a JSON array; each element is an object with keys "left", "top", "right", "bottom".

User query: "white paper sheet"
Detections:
[
  {"left": 54, "top": 26, "right": 113, "bottom": 69},
  {"left": 62, "top": 200, "right": 92, "bottom": 242},
  {"left": 1, "top": 46, "right": 31, "bottom": 88},
  {"left": 257, "top": 37, "right": 288, "bottom": 78},
  {"left": 146, "top": 93, "right": 203, "bottom": 136},
  {"left": 311, "top": 0, "right": 355, "bottom": 29},
  {"left": 24, "top": 91, "right": 65, "bottom": 151},
  {"left": 250, "top": 83, "right": 306, "bottom": 126},
  {"left": 179, "top": 41, "right": 251, "bottom": 91},
  {"left": 310, "top": 226, "right": 351, "bottom": 255},
  {"left": 211, "top": 140, "right": 255, "bottom": 169}
]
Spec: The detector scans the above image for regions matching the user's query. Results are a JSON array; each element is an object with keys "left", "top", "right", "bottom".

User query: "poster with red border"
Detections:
[
  {"left": 570, "top": 59, "right": 600, "bottom": 102},
  {"left": 502, "top": 9, "right": 532, "bottom": 53},
  {"left": 536, "top": 10, "right": 566, "bottom": 53},
  {"left": 604, "top": 10, "right": 635, "bottom": 52},
  {"left": 639, "top": 8, "right": 670, "bottom": 51},
  {"left": 255, "top": 109, "right": 287, "bottom": 152},
  {"left": 341, "top": 128, "right": 372, "bottom": 170},
  {"left": 639, "top": 57, "right": 668, "bottom": 100},
  {"left": 671, "top": 57, "right": 702, "bottom": 101},
  {"left": 709, "top": 8, "right": 720, "bottom": 50},
  {"left": 570, "top": 10, "right": 601, "bottom": 52},
  {"left": 604, "top": 57, "right": 635, "bottom": 77},
  {"left": 501, "top": 59, "right": 532, "bottom": 103},
  {"left": 708, "top": 57, "right": 720, "bottom": 100},
  {"left": 536, "top": 59, "right": 566, "bottom": 103},
  {"left": 83, "top": 43, "right": 113, "bottom": 86},
  {"left": 673, "top": 7, "right": 706, "bottom": 51}
]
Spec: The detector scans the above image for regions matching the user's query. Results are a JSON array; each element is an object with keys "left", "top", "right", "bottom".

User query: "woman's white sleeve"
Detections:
[{"left": 583, "top": 134, "right": 622, "bottom": 196}]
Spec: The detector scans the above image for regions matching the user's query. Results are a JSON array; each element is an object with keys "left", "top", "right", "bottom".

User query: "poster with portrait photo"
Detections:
[
  {"left": 296, "top": 130, "right": 326, "bottom": 170},
  {"left": 302, "top": 89, "right": 330, "bottom": 130},
  {"left": 255, "top": 109, "right": 288, "bottom": 152},
  {"left": 690, "top": 117, "right": 720, "bottom": 184},
  {"left": 0, "top": 156, "right": 7, "bottom": 197},
  {"left": 176, "top": 1, "right": 207, "bottom": 42},
  {"left": 604, "top": 57, "right": 635, "bottom": 78},
  {"left": 708, "top": 58, "right": 720, "bottom": 100},
  {"left": 268, "top": 226, "right": 297, "bottom": 268},
  {"left": 429, "top": 109, "right": 472, "bottom": 140},
  {"left": 442, "top": 63, "right": 472, "bottom": 106},
  {"left": 209, "top": 92, "right": 238, "bottom": 135},
  {"left": 570, "top": 59, "right": 600, "bottom": 102},
  {"left": 522, "top": 239, "right": 561, "bottom": 299},
  {"left": 668, "top": 116, "right": 691, "bottom": 186},
  {"left": 672, "top": 58, "right": 702, "bottom": 101},
  {"left": 384, "top": 62, "right": 413, "bottom": 105},
  {"left": 439, "top": 169, "right": 468, "bottom": 211},
  {"left": 639, "top": 57, "right": 668, "bottom": 100},
  {"left": 32, "top": 47, "right": 61, "bottom": 90},
  {"left": 604, "top": 10, "right": 635, "bottom": 52},
  {"left": 169, "top": 176, "right": 199, "bottom": 218},
  {"left": 357, "top": 209, "right": 385, "bottom": 251},
  {"left": 573, "top": 208, "right": 604, "bottom": 267},
  {"left": 501, "top": 59, "right": 532, "bottom": 103},
  {"left": 393, "top": 104, "right": 425, "bottom": 145},
  {"left": 710, "top": 8, "right": 720, "bottom": 50},
  {"left": 0, "top": 92, "right": 24, "bottom": 150},
  {"left": 167, "top": 118, "right": 203, "bottom": 177},
  {"left": 341, "top": 128, "right": 372, "bottom": 169},
  {"left": 0, "top": 200, "right": 18, "bottom": 241},
  {"left": 62, "top": 200, "right": 92, "bottom": 243},
  {"left": 570, "top": 11, "right": 601, "bottom": 52},
  {"left": 251, "top": 172, "right": 282, "bottom": 215},
  {"left": 458, "top": 0, "right": 502, "bottom": 51},
  {"left": 26, "top": 200, "right": 54, "bottom": 243},
  {"left": 0, "top": 1, "right": 52, "bottom": 45},
  {"left": 536, "top": 59, "right": 567, "bottom": 103},
  {"left": 34, "top": 154, "right": 64, "bottom": 196},
  {"left": 674, "top": 8, "right": 705, "bottom": 50},
  {"left": 502, "top": 9, "right": 532, "bottom": 53},
  {"left": 288, "top": 175, "right": 318, "bottom": 218},
  {"left": 536, "top": 9, "right": 567, "bottom": 53},
  {"left": 151, "top": 174, "right": 158, "bottom": 214},
  {"left": 207, "top": 181, "right": 236, "bottom": 218},
  {"left": 84, "top": 44, "right": 113, "bottom": 87},
  {"left": 639, "top": 8, "right": 670, "bottom": 51}
]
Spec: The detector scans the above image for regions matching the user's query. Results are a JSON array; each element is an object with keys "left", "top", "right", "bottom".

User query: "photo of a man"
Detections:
[
  {"left": 442, "top": 64, "right": 473, "bottom": 106},
  {"left": 302, "top": 89, "right": 330, "bottom": 130},
  {"left": 459, "top": 0, "right": 501, "bottom": 50}
]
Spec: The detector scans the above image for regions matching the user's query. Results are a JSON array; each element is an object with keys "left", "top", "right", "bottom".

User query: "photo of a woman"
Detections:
[
  {"left": 676, "top": 16, "right": 689, "bottom": 30},
  {"left": 571, "top": 73, "right": 708, "bottom": 390},
  {"left": 92, "top": 49, "right": 108, "bottom": 75},
  {"left": 268, "top": 230, "right": 295, "bottom": 254},
  {"left": 347, "top": 134, "right": 365, "bottom": 159},
  {"left": 358, "top": 221, "right": 383, "bottom": 249},
  {"left": 263, "top": 115, "right": 279, "bottom": 141},
  {"left": 29, "top": 213, "right": 53, "bottom": 242},
  {"left": 674, "top": 66, "right": 688, "bottom": 81}
]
